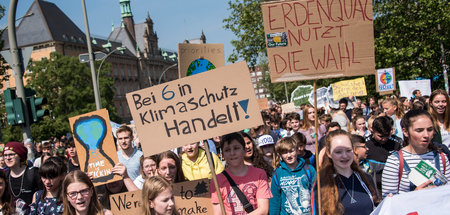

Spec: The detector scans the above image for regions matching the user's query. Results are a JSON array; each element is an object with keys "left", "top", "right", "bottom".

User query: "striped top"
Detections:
[{"left": 381, "top": 149, "right": 450, "bottom": 197}]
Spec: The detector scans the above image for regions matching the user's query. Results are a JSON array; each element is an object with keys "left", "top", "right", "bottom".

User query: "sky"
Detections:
[{"left": 0, "top": 0, "right": 236, "bottom": 63}]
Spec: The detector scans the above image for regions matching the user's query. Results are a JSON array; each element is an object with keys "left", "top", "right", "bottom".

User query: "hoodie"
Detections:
[{"left": 270, "top": 156, "right": 316, "bottom": 215}]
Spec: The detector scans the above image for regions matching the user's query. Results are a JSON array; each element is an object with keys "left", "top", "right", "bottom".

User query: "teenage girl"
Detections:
[{"left": 141, "top": 176, "right": 176, "bottom": 215}]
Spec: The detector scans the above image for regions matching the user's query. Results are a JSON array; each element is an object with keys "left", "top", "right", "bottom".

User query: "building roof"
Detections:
[
  {"left": 109, "top": 24, "right": 137, "bottom": 56},
  {"left": 1, "top": 0, "right": 86, "bottom": 49}
]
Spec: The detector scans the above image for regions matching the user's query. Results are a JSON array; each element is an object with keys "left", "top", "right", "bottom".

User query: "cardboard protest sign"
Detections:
[
  {"left": 291, "top": 85, "right": 313, "bottom": 106},
  {"left": 126, "top": 61, "right": 263, "bottom": 156},
  {"left": 281, "top": 102, "right": 296, "bottom": 114},
  {"left": 399, "top": 79, "right": 431, "bottom": 100},
  {"left": 257, "top": 98, "right": 270, "bottom": 110},
  {"left": 261, "top": 0, "right": 375, "bottom": 82},
  {"left": 376, "top": 68, "right": 395, "bottom": 92},
  {"left": 178, "top": 43, "right": 225, "bottom": 78},
  {"left": 173, "top": 179, "right": 212, "bottom": 215},
  {"left": 110, "top": 190, "right": 142, "bottom": 215},
  {"left": 69, "top": 109, "right": 121, "bottom": 185},
  {"left": 332, "top": 77, "right": 367, "bottom": 101}
]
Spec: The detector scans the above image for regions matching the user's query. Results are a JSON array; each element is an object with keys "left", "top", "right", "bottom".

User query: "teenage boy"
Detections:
[
  {"left": 116, "top": 125, "right": 143, "bottom": 181},
  {"left": 181, "top": 142, "right": 224, "bottom": 181},
  {"left": 365, "top": 116, "right": 402, "bottom": 193},
  {"left": 33, "top": 141, "right": 53, "bottom": 168}
]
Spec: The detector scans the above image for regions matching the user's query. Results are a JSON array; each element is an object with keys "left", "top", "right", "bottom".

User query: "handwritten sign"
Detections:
[
  {"left": 178, "top": 43, "right": 225, "bottom": 78},
  {"left": 261, "top": 0, "right": 375, "bottom": 82},
  {"left": 173, "top": 179, "right": 212, "bottom": 215},
  {"left": 110, "top": 190, "right": 142, "bottom": 215},
  {"left": 257, "top": 98, "right": 270, "bottom": 110},
  {"left": 398, "top": 79, "right": 431, "bottom": 100},
  {"left": 332, "top": 77, "right": 367, "bottom": 101},
  {"left": 281, "top": 102, "right": 296, "bottom": 114},
  {"left": 376, "top": 68, "right": 395, "bottom": 92},
  {"left": 126, "top": 61, "right": 263, "bottom": 156},
  {"left": 69, "top": 109, "right": 121, "bottom": 185},
  {"left": 291, "top": 85, "right": 313, "bottom": 106}
]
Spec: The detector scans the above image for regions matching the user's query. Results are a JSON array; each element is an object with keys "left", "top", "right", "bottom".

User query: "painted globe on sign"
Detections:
[
  {"left": 186, "top": 58, "right": 216, "bottom": 76},
  {"left": 380, "top": 72, "right": 392, "bottom": 84}
]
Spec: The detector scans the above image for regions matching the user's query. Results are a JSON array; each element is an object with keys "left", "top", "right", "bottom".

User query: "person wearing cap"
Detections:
[
  {"left": 257, "top": 134, "right": 277, "bottom": 169},
  {"left": 4, "top": 141, "right": 42, "bottom": 205}
]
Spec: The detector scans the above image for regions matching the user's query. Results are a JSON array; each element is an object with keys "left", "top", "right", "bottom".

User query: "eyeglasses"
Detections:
[
  {"left": 67, "top": 188, "right": 91, "bottom": 199},
  {"left": 3, "top": 153, "right": 17, "bottom": 159}
]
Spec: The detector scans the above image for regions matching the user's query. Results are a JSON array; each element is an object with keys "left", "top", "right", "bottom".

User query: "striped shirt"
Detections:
[{"left": 381, "top": 149, "right": 450, "bottom": 197}]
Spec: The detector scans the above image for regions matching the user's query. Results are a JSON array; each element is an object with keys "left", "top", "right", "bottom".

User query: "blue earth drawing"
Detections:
[
  {"left": 186, "top": 58, "right": 216, "bottom": 76},
  {"left": 75, "top": 118, "right": 105, "bottom": 151}
]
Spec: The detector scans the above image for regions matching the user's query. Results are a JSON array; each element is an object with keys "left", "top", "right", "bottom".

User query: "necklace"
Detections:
[
  {"left": 338, "top": 174, "right": 357, "bottom": 204},
  {"left": 9, "top": 170, "right": 25, "bottom": 198}
]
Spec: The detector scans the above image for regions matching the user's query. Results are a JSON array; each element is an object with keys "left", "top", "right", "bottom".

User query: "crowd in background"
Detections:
[{"left": 0, "top": 88, "right": 448, "bottom": 214}]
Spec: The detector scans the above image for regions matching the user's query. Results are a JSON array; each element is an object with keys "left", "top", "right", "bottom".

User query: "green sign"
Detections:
[{"left": 291, "top": 85, "right": 313, "bottom": 107}]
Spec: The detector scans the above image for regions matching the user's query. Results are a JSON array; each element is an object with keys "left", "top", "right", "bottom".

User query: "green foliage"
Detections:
[{"left": 22, "top": 52, "right": 119, "bottom": 141}]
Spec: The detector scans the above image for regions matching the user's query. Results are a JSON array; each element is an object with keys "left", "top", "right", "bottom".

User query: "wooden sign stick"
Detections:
[
  {"left": 202, "top": 140, "right": 226, "bottom": 214},
  {"left": 313, "top": 80, "right": 322, "bottom": 215}
]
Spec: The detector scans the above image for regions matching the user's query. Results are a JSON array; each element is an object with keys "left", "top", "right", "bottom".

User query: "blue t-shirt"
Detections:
[{"left": 117, "top": 148, "right": 143, "bottom": 181}]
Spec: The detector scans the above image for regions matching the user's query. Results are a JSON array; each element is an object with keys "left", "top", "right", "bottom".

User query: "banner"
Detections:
[
  {"left": 257, "top": 98, "right": 270, "bottom": 110},
  {"left": 69, "top": 109, "right": 121, "bottom": 185},
  {"left": 126, "top": 61, "right": 263, "bottom": 156},
  {"left": 261, "top": 0, "right": 375, "bottom": 82},
  {"left": 332, "top": 77, "right": 367, "bottom": 101},
  {"left": 110, "top": 190, "right": 142, "bottom": 215},
  {"left": 291, "top": 85, "right": 313, "bottom": 106},
  {"left": 371, "top": 185, "right": 450, "bottom": 215},
  {"left": 376, "top": 68, "right": 395, "bottom": 92},
  {"left": 178, "top": 43, "right": 225, "bottom": 78},
  {"left": 173, "top": 179, "right": 213, "bottom": 215},
  {"left": 398, "top": 79, "right": 431, "bottom": 100}
]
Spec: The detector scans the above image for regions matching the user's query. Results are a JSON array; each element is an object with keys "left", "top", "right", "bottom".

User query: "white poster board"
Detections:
[{"left": 398, "top": 80, "right": 431, "bottom": 100}]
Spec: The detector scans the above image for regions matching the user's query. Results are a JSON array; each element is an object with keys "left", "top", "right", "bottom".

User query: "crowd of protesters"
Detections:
[{"left": 0, "top": 88, "right": 448, "bottom": 214}]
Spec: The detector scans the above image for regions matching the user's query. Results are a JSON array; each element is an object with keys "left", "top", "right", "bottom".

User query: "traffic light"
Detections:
[
  {"left": 25, "top": 88, "right": 48, "bottom": 123},
  {"left": 3, "top": 88, "right": 25, "bottom": 125}
]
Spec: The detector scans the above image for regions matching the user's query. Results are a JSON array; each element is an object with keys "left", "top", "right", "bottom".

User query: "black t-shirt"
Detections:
[
  {"left": 7, "top": 166, "right": 43, "bottom": 205},
  {"left": 337, "top": 173, "right": 374, "bottom": 215},
  {"left": 67, "top": 159, "right": 80, "bottom": 172},
  {"left": 366, "top": 136, "right": 402, "bottom": 163}
]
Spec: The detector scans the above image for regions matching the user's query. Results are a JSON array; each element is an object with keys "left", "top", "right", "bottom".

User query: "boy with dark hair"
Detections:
[{"left": 365, "top": 116, "right": 402, "bottom": 194}]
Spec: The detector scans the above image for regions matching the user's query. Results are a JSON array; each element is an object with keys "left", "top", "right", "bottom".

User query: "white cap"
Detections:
[{"left": 257, "top": 135, "right": 275, "bottom": 147}]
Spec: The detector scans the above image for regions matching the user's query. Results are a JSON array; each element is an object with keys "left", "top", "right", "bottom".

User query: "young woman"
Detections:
[
  {"left": 0, "top": 170, "right": 15, "bottom": 214},
  {"left": 299, "top": 104, "right": 326, "bottom": 154},
  {"left": 62, "top": 170, "right": 112, "bottom": 215},
  {"left": 382, "top": 109, "right": 450, "bottom": 197},
  {"left": 381, "top": 98, "right": 404, "bottom": 139},
  {"left": 134, "top": 155, "right": 158, "bottom": 189},
  {"left": 210, "top": 132, "right": 271, "bottom": 214},
  {"left": 241, "top": 132, "right": 273, "bottom": 178},
  {"left": 429, "top": 89, "right": 450, "bottom": 147},
  {"left": 351, "top": 115, "right": 369, "bottom": 137},
  {"left": 318, "top": 130, "right": 378, "bottom": 215},
  {"left": 30, "top": 157, "right": 67, "bottom": 214},
  {"left": 141, "top": 176, "right": 176, "bottom": 215},
  {"left": 157, "top": 151, "right": 185, "bottom": 183},
  {"left": 270, "top": 137, "right": 316, "bottom": 214}
]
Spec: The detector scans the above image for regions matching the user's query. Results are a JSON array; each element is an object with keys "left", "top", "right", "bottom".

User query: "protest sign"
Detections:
[
  {"left": 69, "top": 109, "right": 121, "bottom": 185},
  {"left": 371, "top": 185, "right": 450, "bottom": 215},
  {"left": 173, "top": 179, "right": 212, "bottom": 215},
  {"left": 178, "top": 43, "right": 225, "bottom": 78},
  {"left": 126, "top": 61, "right": 263, "bottom": 156},
  {"left": 291, "top": 85, "right": 313, "bottom": 106},
  {"left": 332, "top": 77, "right": 367, "bottom": 101},
  {"left": 308, "top": 87, "right": 328, "bottom": 108},
  {"left": 110, "top": 190, "right": 142, "bottom": 215},
  {"left": 376, "top": 68, "right": 395, "bottom": 92},
  {"left": 399, "top": 79, "right": 431, "bottom": 100},
  {"left": 110, "top": 121, "right": 121, "bottom": 138},
  {"left": 281, "top": 102, "right": 296, "bottom": 114},
  {"left": 257, "top": 97, "right": 270, "bottom": 110},
  {"left": 261, "top": 0, "right": 375, "bottom": 82}
]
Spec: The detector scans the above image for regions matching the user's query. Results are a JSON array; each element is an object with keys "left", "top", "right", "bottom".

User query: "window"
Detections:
[
  {"left": 253, "top": 84, "right": 257, "bottom": 88},
  {"left": 116, "top": 83, "right": 121, "bottom": 95},
  {"left": 120, "top": 65, "right": 124, "bottom": 76},
  {"left": 260, "top": 94, "right": 266, "bottom": 98},
  {"left": 256, "top": 71, "right": 262, "bottom": 76},
  {"left": 118, "top": 103, "right": 123, "bottom": 116},
  {"left": 255, "top": 90, "right": 258, "bottom": 94},
  {"left": 123, "top": 83, "right": 128, "bottom": 94},
  {"left": 113, "top": 64, "right": 118, "bottom": 76},
  {"left": 257, "top": 77, "right": 262, "bottom": 82},
  {"left": 134, "top": 67, "right": 138, "bottom": 77},
  {"left": 259, "top": 89, "right": 264, "bottom": 93},
  {"left": 266, "top": 94, "right": 271, "bottom": 98},
  {"left": 127, "top": 65, "right": 131, "bottom": 77},
  {"left": 251, "top": 78, "right": 256, "bottom": 82},
  {"left": 250, "top": 72, "right": 255, "bottom": 77}
]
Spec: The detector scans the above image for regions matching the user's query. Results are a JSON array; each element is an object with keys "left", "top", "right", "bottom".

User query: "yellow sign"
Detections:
[{"left": 332, "top": 77, "right": 367, "bottom": 101}]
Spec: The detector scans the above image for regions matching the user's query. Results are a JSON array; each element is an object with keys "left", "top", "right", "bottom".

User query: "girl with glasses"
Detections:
[{"left": 62, "top": 170, "right": 112, "bottom": 215}]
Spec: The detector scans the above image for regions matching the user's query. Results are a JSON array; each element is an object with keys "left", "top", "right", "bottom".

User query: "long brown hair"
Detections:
[
  {"left": 301, "top": 104, "right": 314, "bottom": 130},
  {"left": 0, "top": 171, "right": 14, "bottom": 214},
  {"left": 62, "top": 170, "right": 104, "bottom": 215},
  {"left": 157, "top": 151, "right": 185, "bottom": 183},
  {"left": 429, "top": 89, "right": 450, "bottom": 132},
  {"left": 319, "top": 130, "right": 379, "bottom": 215},
  {"left": 241, "top": 132, "right": 273, "bottom": 178}
]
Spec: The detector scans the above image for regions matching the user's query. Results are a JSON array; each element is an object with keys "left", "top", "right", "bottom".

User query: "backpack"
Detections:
[{"left": 393, "top": 150, "right": 446, "bottom": 192}]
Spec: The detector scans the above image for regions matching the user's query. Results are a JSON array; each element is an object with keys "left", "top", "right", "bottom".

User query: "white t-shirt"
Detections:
[{"left": 440, "top": 126, "right": 450, "bottom": 148}]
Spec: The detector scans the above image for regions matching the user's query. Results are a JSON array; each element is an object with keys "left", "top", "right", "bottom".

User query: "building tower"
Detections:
[{"left": 119, "top": 0, "right": 136, "bottom": 40}]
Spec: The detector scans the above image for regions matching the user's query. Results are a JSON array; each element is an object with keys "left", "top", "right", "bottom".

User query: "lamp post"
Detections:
[
  {"left": 0, "top": 12, "right": 33, "bottom": 35},
  {"left": 158, "top": 63, "right": 177, "bottom": 85},
  {"left": 96, "top": 46, "right": 126, "bottom": 99}
]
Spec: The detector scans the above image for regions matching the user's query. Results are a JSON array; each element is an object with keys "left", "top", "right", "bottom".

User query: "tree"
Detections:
[
  {"left": 374, "top": 0, "right": 450, "bottom": 90},
  {"left": 23, "top": 52, "right": 119, "bottom": 141}
]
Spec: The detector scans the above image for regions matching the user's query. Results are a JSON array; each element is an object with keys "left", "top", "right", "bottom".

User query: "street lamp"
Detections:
[
  {"left": 96, "top": 46, "right": 126, "bottom": 99},
  {"left": 158, "top": 63, "right": 177, "bottom": 85},
  {"left": 0, "top": 12, "right": 34, "bottom": 35}
]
